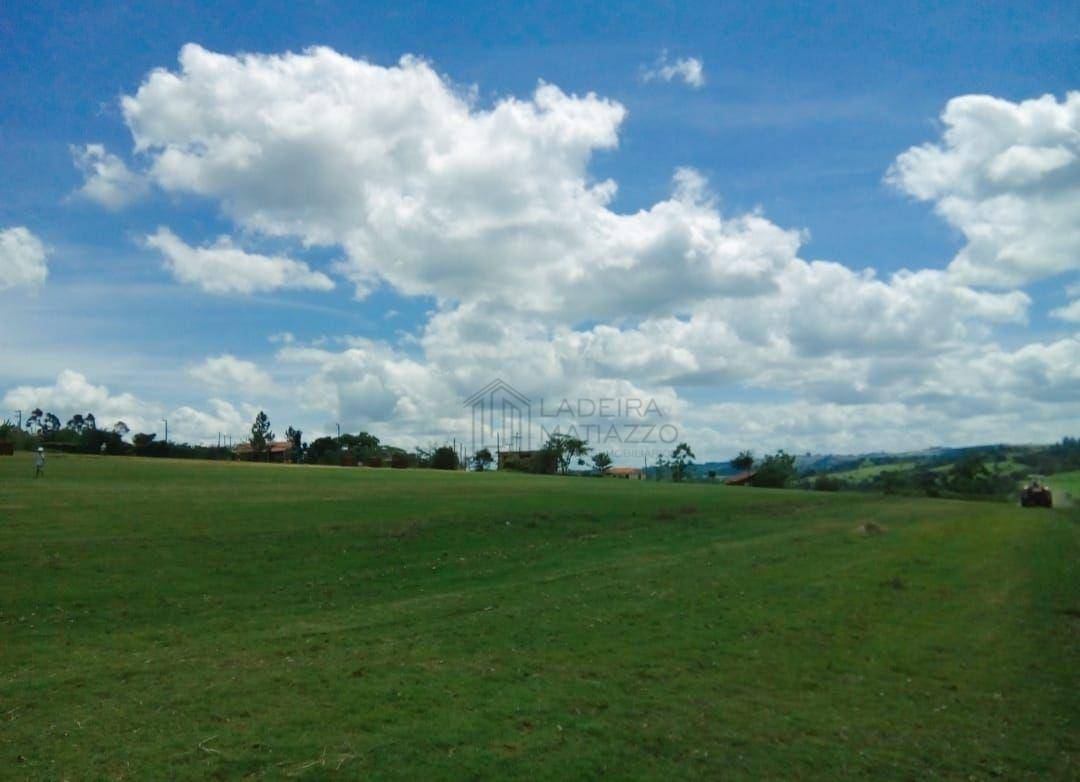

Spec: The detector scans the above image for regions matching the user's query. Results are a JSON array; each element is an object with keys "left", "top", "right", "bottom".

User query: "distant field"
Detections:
[
  {"left": 826, "top": 460, "right": 919, "bottom": 482},
  {"left": 828, "top": 457, "right": 1030, "bottom": 485},
  {"left": 2, "top": 453, "right": 1077, "bottom": 780}
]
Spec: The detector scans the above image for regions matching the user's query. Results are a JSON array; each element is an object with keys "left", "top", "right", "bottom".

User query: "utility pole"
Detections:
[
  {"left": 14, "top": 410, "right": 21, "bottom": 428},
  {"left": 162, "top": 419, "right": 168, "bottom": 444},
  {"left": 496, "top": 431, "right": 500, "bottom": 471}
]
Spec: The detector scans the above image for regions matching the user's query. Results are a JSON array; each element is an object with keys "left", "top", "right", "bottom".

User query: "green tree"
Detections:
[
  {"left": 473, "top": 447, "right": 494, "bottom": 471},
  {"left": 752, "top": 450, "right": 796, "bottom": 488},
  {"left": 132, "top": 432, "right": 156, "bottom": 448},
  {"left": 113, "top": 421, "right": 130, "bottom": 438},
  {"left": 591, "top": 451, "right": 613, "bottom": 474},
  {"left": 25, "top": 408, "right": 43, "bottom": 433},
  {"left": 413, "top": 446, "right": 433, "bottom": 468},
  {"left": 813, "top": 474, "right": 842, "bottom": 492},
  {"left": 285, "top": 426, "right": 303, "bottom": 463},
  {"left": 670, "top": 442, "right": 696, "bottom": 482},
  {"left": 42, "top": 413, "right": 61, "bottom": 439},
  {"left": 305, "top": 436, "right": 341, "bottom": 465},
  {"left": 250, "top": 411, "right": 274, "bottom": 461},
  {"left": 431, "top": 445, "right": 459, "bottom": 470},
  {"left": 340, "top": 431, "right": 381, "bottom": 463},
  {"left": 731, "top": 450, "right": 755, "bottom": 471},
  {"left": 543, "top": 433, "right": 590, "bottom": 474}
]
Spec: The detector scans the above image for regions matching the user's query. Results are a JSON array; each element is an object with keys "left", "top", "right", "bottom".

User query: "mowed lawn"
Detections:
[{"left": 1, "top": 454, "right": 1077, "bottom": 780}]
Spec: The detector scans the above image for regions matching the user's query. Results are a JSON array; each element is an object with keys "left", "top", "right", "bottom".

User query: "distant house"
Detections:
[
  {"left": 235, "top": 440, "right": 292, "bottom": 463},
  {"left": 724, "top": 470, "right": 756, "bottom": 486},
  {"left": 606, "top": 466, "right": 643, "bottom": 480}
]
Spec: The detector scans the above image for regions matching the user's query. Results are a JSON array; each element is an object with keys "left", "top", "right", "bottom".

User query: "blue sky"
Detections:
[{"left": 1, "top": 1, "right": 1077, "bottom": 456}]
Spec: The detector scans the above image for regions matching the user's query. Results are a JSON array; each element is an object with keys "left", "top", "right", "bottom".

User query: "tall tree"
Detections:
[
  {"left": 431, "top": 445, "right": 459, "bottom": 470},
  {"left": 250, "top": 411, "right": 274, "bottom": 461},
  {"left": 592, "top": 451, "right": 613, "bottom": 474},
  {"left": 285, "top": 426, "right": 303, "bottom": 463},
  {"left": 67, "top": 414, "right": 86, "bottom": 433},
  {"left": 25, "top": 408, "right": 42, "bottom": 433},
  {"left": 543, "top": 433, "right": 591, "bottom": 474},
  {"left": 113, "top": 421, "right": 130, "bottom": 438},
  {"left": 132, "top": 432, "right": 156, "bottom": 448},
  {"left": 731, "top": 450, "right": 755, "bottom": 472},
  {"left": 42, "top": 412, "right": 61, "bottom": 436},
  {"left": 671, "top": 442, "right": 696, "bottom": 482},
  {"left": 751, "top": 450, "right": 796, "bottom": 488}
]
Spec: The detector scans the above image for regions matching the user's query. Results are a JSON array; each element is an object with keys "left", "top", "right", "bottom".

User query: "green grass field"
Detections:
[
  {"left": 824, "top": 460, "right": 918, "bottom": 483},
  {"left": 2, "top": 453, "right": 1077, "bottom": 780},
  {"left": 1051, "top": 471, "right": 1080, "bottom": 506}
]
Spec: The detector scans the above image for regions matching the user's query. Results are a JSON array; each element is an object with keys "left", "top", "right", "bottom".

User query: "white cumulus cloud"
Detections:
[
  {"left": 190, "top": 354, "right": 276, "bottom": 391},
  {"left": 71, "top": 143, "right": 149, "bottom": 209},
  {"left": 61, "top": 45, "right": 1079, "bottom": 454},
  {"left": 0, "top": 226, "right": 49, "bottom": 291},
  {"left": 641, "top": 52, "right": 706, "bottom": 88},
  {"left": 145, "top": 227, "right": 335, "bottom": 295},
  {"left": 117, "top": 46, "right": 780, "bottom": 318},
  {"left": 888, "top": 92, "right": 1080, "bottom": 288},
  {"left": 2, "top": 370, "right": 159, "bottom": 431}
]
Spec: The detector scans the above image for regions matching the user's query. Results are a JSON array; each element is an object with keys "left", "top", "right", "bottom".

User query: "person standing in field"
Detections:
[{"left": 34, "top": 447, "right": 45, "bottom": 478}]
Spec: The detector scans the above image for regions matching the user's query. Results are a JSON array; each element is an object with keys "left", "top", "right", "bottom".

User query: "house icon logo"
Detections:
[{"left": 463, "top": 379, "right": 531, "bottom": 453}]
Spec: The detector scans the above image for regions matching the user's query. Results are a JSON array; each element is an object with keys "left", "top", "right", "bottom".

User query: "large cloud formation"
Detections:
[
  {"left": 1, "top": 370, "right": 258, "bottom": 445},
  {"left": 46, "top": 46, "right": 1079, "bottom": 453},
  {"left": 888, "top": 92, "right": 1080, "bottom": 287}
]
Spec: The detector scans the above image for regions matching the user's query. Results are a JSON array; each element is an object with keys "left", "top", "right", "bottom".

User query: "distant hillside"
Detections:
[{"left": 650, "top": 439, "right": 1079, "bottom": 489}]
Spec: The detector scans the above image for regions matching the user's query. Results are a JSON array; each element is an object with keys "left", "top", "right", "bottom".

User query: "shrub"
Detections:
[
  {"left": 390, "top": 452, "right": 409, "bottom": 469},
  {"left": 366, "top": 455, "right": 384, "bottom": 468},
  {"left": 502, "top": 456, "right": 527, "bottom": 472},
  {"left": 0, "top": 421, "right": 37, "bottom": 452},
  {"left": 431, "top": 446, "right": 459, "bottom": 470},
  {"left": 751, "top": 450, "right": 797, "bottom": 488},
  {"left": 813, "top": 474, "right": 842, "bottom": 492},
  {"left": 529, "top": 448, "right": 559, "bottom": 474}
]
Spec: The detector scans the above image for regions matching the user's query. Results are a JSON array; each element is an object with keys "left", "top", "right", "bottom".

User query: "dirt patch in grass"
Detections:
[{"left": 856, "top": 521, "right": 887, "bottom": 536}]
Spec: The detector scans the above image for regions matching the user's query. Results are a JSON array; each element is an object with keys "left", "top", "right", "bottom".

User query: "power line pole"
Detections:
[{"left": 162, "top": 419, "right": 168, "bottom": 444}]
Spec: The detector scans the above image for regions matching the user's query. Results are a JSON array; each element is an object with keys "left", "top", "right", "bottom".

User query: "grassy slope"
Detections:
[
  {"left": 2, "top": 453, "right": 1077, "bottom": 780},
  {"left": 1050, "top": 471, "right": 1080, "bottom": 507},
  {"left": 826, "top": 460, "right": 918, "bottom": 482}
]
